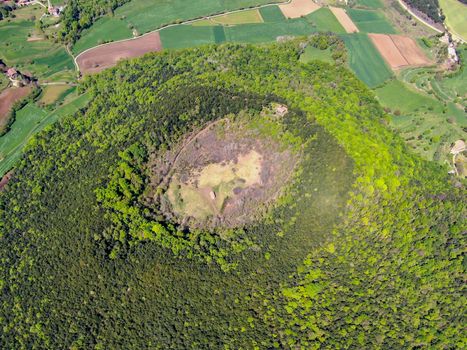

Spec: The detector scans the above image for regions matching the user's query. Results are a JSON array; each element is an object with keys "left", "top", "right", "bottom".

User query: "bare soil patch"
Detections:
[
  {"left": 76, "top": 32, "right": 163, "bottom": 75},
  {"left": 390, "top": 35, "right": 432, "bottom": 66},
  {"left": 150, "top": 115, "right": 300, "bottom": 228},
  {"left": 369, "top": 33, "right": 431, "bottom": 69},
  {"left": 279, "top": 0, "right": 321, "bottom": 18},
  {"left": 330, "top": 6, "right": 359, "bottom": 33},
  {"left": 0, "top": 86, "right": 32, "bottom": 129}
]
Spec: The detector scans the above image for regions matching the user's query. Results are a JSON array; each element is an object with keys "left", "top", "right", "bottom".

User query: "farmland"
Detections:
[
  {"left": 300, "top": 46, "right": 334, "bottom": 63},
  {"left": 347, "top": 8, "right": 396, "bottom": 34},
  {"left": 0, "top": 13, "right": 74, "bottom": 80},
  {"left": 0, "top": 87, "right": 32, "bottom": 131},
  {"left": 72, "top": 0, "right": 276, "bottom": 54},
  {"left": 38, "top": 85, "right": 74, "bottom": 106},
  {"left": 341, "top": 33, "right": 393, "bottom": 87},
  {"left": 192, "top": 9, "right": 264, "bottom": 26},
  {"left": 375, "top": 79, "right": 466, "bottom": 161}
]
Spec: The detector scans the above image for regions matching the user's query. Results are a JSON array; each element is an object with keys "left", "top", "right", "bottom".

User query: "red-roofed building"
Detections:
[{"left": 6, "top": 67, "right": 17, "bottom": 78}]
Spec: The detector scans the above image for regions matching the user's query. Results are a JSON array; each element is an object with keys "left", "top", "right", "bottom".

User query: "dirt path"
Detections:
[{"left": 396, "top": 0, "right": 444, "bottom": 34}]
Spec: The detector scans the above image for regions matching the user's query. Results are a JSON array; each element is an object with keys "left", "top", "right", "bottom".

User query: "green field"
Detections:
[
  {"left": 160, "top": 26, "right": 219, "bottom": 48},
  {"left": 73, "top": 0, "right": 275, "bottom": 54},
  {"left": 0, "top": 93, "right": 90, "bottom": 176},
  {"left": 305, "top": 8, "right": 346, "bottom": 34},
  {"left": 439, "top": 0, "right": 467, "bottom": 41},
  {"left": 374, "top": 79, "right": 466, "bottom": 160},
  {"left": 347, "top": 8, "right": 396, "bottom": 34},
  {"left": 259, "top": 5, "right": 286, "bottom": 22},
  {"left": 192, "top": 9, "right": 264, "bottom": 26},
  {"left": 0, "top": 18, "right": 74, "bottom": 79},
  {"left": 342, "top": 33, "right": 392, "bottom": 87},
  {"left": 356, "top": 0, "right": 383, "bottom": 8},
  {"left": 300, "top": 46, "right": 334, "bottom": 64}
]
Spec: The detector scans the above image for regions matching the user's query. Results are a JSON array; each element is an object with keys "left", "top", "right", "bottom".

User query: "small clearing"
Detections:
[
  {"left": 279, "top": 0, "right": 321, "bottom": 19},
  {"left": 330, "top": 6, "right": 359, "bottom": 33},
  {"left": 76, "top": 32, "right": 162, "bottom": 74}
]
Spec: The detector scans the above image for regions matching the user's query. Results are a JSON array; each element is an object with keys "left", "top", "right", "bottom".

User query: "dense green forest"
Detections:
[
  {"left": 404, "top": 0, "right": 445, "bottom": 22},
  {"left": 0, "top": 40, "right": 465, "bottom": 349},
  {"left": 58, "top": 0, "right": 131, "bottom": 43}
]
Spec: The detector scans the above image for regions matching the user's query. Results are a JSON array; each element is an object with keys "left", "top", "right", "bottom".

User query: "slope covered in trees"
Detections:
[
  {"left": 404, "top": 0, "right": 445, "bottom": 23},
  {"left": 0, "top": 41, "right": 465, "bottom": 349}
]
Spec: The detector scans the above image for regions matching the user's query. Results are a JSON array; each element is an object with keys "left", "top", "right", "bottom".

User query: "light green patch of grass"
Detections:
[
  {"left": 347, "top": 8, "right": 396, "bottom": 34},
  {"left": 305, "top": 8, "right": 346, "bottom": 34},
  {"left": 192, "top": 9, "right": 263, "bottom": 26},
  {"left": 0, "top": 93, "right": 90, "bottom": 176},
  {"left": 300, "top": 46, "right": 334, "bottom": 64},
  {"left": 160, "top": 25, "right": 218, "bottom": 48},
  {"left": 223, "top": 18, "right": 315, "bottom": 43},
  {"left": 341, "top": 33, "right": 392, "bottom": 87},
  {"left": 439, "top": 0, "right": 467, "bottom": 41},
  {"left": 73, "top": 0, "right": 273, "bottom": 54},
  {"left": 259, "top": 5, "right": 286, "bottom": 22}
]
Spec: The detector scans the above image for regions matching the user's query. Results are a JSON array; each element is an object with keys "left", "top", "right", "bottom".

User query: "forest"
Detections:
[
  {"left": 404, "top": 0, "right": 445, "bottom": 22},
  {"left": 58, "top": 0, "right": 131, "bottom": 43},
  {"left": 0, "top": 39, "right": 465, "bottom": 349}
]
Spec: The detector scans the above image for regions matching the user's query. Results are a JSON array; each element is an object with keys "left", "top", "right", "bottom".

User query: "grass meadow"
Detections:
[
  {"left": 374, "top": 80, "right": 466, "bottom": 161},
  {"left": 439, "top": 0, "right": 467, "bottom": 41},
  {"left": 341, "top": 33, "right": 393, "bottom": 87},
  {"left": 347, "top": 9, "right": 396, "bottom": 34}
]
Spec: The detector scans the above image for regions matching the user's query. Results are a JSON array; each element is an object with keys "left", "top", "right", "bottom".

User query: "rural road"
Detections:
[
  {"left": 72, "top": 0, "right": 293, "bottom": 72},
  {"left": 396, "top": 0, "right": 443, "bottom": 34}
]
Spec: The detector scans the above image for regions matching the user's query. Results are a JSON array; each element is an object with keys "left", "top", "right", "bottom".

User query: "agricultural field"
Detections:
[
  {"left": 0, "top": 93, "right": 90, "bottom": 177},
  {"left": 278, "top": 0, "right": 321, "bottom": 18},
  {"left": 341, "top": 33, "right": 393, "bottom": 87},
  {"left": 347, "top": 8, "right": 396, "bottom": 34},
  {"left": 0, "top": 12, "right": 74, "bottom": 80},
  {"left": 306, "top": 7, "right": 346, "bottom": 34},
  {"left": 192, "top": 9, "right": 264, "bottom": 26},
  {"left": 374, "top": 79, "right": 466, "bottom": 161},
  {"left": 76, "top": 32, "right": 162, "bottom": 74},
  {"left": 72, "top": 0, "right": 275, "bottom": 54},
  {"left": 330, "top": 7, "right": 359, "bottom": 33},
  {"left": 0, "top": 86, "right": 32, "bottom": 131},
  {"left": 259, "top": 5, "right": 286, "bottom": 22},
  {"left": 439, "top": 0, "right": 467, "bottom": 41},
  {"left": 356, "top": 0, "right": 384, "bottom": 9}
]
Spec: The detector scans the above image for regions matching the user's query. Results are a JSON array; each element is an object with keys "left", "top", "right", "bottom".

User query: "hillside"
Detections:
[{"left": 0, "top": 42, "right": 465, "bottom": 349}]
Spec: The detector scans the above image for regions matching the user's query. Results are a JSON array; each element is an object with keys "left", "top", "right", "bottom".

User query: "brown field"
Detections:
[
  {"left": 330, "top": 6, "right": 359, "bottom": 33},
  {"left": 0, "top": 171, "right": 13, "bottom": 191},
  {"left": 390, "top": 35, "right": 432, "bottom": 66},
  {"left": 76, "top": 32, "right": 163, "bottom": 74},
  {"left": 369, "top": 33, "right": 431, "bottom": 69},
  {"left": 0, "top": 86, "right": 31, "bottom": 129},
  {"left": 279, "top": 0, "right": 321, "bottom": 18}
]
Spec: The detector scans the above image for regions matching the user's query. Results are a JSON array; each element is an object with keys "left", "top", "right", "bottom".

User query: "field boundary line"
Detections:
[
  {"left": 72, "top": 0, "right": 294, "bottom": 71},
  {"left": 388, "top": 34, "right": 410, "bottom": 66}
]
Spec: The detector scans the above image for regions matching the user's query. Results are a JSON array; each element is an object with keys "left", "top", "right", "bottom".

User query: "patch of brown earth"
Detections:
[
  {"left": 330, "top": 6, "right": 359, "bottom": 33},
  {"left": 0, "top": 86, "right": 31, "bottom": 129},
  {"left": 148, "top": 117, "right": 300, "bottom": 229},
  {"left": 279, "top": 0, "right": 321, "bottom": 18},
  {"left": 76, "top": 32, "right": 163, "bottom": 75}
]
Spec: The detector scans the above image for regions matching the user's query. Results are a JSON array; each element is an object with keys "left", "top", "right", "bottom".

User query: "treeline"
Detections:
[
  {"left": 58, "top": 0, "right": 130, "bottom": 43},
  {"left": 404, "top": 0, "right": 445, "bottom": 22}
]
